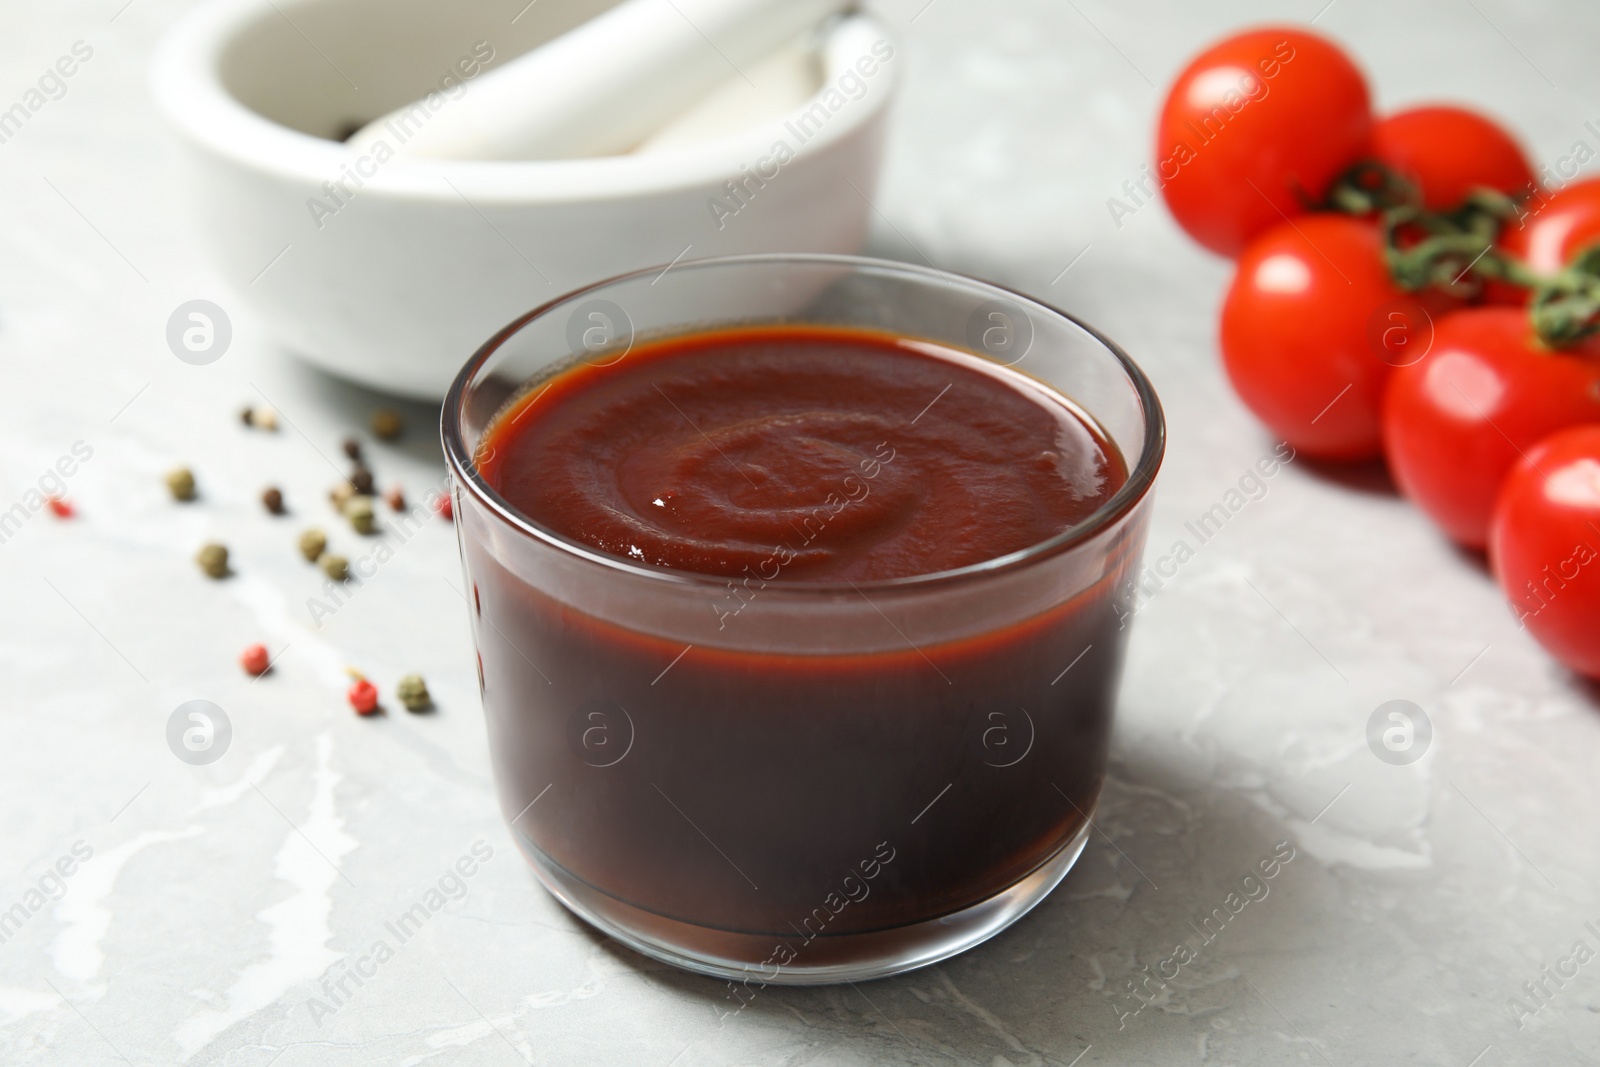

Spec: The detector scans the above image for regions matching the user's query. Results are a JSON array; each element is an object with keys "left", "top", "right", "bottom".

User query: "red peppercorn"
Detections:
[
  {"left": 240, "top": 644, "right": 270, "bottom": 676},
  {"left": 47, "top": 496, "right": 73, "bottom": 518},
  {"left": 434, "top": 494, "right": 453, "bottom": 521},
  {"left": 347, "top": 679, "right": 379, "bottom": 715}
]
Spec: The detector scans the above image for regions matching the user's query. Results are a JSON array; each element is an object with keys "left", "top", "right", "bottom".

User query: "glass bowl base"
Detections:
[{"left": 515, "top": 815, "right": 1093, "bottom": 986}]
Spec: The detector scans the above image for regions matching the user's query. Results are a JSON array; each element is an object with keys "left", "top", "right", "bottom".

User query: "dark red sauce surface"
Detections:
[{"left": 477, "top": 325, "right": 1126, "bottom": 580}]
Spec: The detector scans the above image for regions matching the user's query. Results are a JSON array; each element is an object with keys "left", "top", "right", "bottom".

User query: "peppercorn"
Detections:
[
  {"left": 320, "top": 553, "right": 349, "bottom": 581},
  {"left": 165, "top": 466, "right": 197, "bottom": 502},
  {"left": 253, "top": 406, "right": 279, "bottom": 431},
  {"left": 434, "top": 493, "right": 453, "bottom": 521},
  {"left": 344, "top": 495, "right": 377, "bottom": 535},
  {"left": 383, "top": 485, "right": 406, "bottom": 512},
  {"left": 196, "top": 542, "right": 229, "bottom": 578},
  {"left": 341, "top": 438, "right": 362, "bottom": 461},
  {"left": 262, "top": 486, "right": 285, "bottom": 515},
  {"left": 298, "top": 527, "right": 327, "bottom": 562},
  {"left": 396, "top": 674, "right": 432, "bottom": 712},
  {"left": 370, "top": 408, "right": 403, "bottom": 440},
  {"left": 240, "top": 405, "right": 255, "bottom": 427},
  {"left": 329, "top": 480, "right": 356, "bottom": 511},
  {"left": 47, "top": 496, "right": 73, "bottom": 518},
  {"left": 349, "top": 466, "right": 375, "bottom": 496},
  {"left": 348, "top": 678, "right": 379, "bottom": 715},
  {"left": 240, "top": 643, "right": 270, "bottom": 676}
]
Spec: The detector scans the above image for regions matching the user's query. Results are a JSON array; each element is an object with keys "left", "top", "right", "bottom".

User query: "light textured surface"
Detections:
[{"left": 3, "top": 1, "right": 1599, "bottom": 1064}]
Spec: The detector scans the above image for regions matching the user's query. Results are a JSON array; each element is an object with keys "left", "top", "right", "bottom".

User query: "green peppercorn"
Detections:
[
  {"left": 320, "top": 553, "right": 349, "bottom": 581},
  {"left": 196, "top": 542, "right": 229, "bottom": 578},
  {"left": 165, "top": 466, "right": 197, "bottom": 502},
  {"left": 396, "top": 674, "right": 432, "bottom": 712},
  {"left": 298, "top": 527, "right": 327, "bottom": 562},
  {"left": 370, "top": 408, "right": 403, "bottom": 441},
  {"left": 344, "top": 495, "right": 377, "bottom": 535}
]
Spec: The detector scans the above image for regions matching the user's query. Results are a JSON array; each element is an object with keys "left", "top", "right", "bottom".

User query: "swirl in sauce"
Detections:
[{"left": 478, "top": 325, "right": 1126, "bottom": 582}]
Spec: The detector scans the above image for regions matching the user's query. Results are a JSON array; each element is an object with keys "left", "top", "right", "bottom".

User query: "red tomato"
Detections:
[
  {"left": 1383, "top": 307, "right": 1600, "bottom": 548},
  {"left": 1157, "top": 27, "right": 1371, "bottom": 257},
  {"left": 1370, "top": 105, "right": 1535, "bottom": 212},
  {"left": 1490, "top": 425, "right": 1600, "bottom": 678},
  {"left": 1496, "top": 177, "right": 1600, "bottom": 299},
  {"left": 1221, "top": 215, "right": 1451, "bottom": 460}
]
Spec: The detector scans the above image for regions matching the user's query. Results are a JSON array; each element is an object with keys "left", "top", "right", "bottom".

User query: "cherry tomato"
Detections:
[
  {"left": 1494, "top": 177, "right": 1600, "bottom": 304},
  {"left": 1157, "top": 27, "right": 1371, "bottom": 257},
  {"left": 1383, "top": 307, "right": 1600, "bottom": 548},
  {"left": 1490, "top": 425, "right": 1600, "bottom": 678},
  {"left": 1221, "top": 215, "right": 1451, "bottom": 459},
  {"left": 1370, "top": 105, "right": 1535, "bottom": 213}
]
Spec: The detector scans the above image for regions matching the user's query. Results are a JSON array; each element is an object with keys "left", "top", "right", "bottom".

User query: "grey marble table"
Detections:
[{"left": 3, "top": 0, "right": 1598, "bottom": 1063}]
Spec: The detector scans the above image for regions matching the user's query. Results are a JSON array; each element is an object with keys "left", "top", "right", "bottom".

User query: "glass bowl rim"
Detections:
[{"left": 441, "top": 252, "right": 1166, "bottom": 595}]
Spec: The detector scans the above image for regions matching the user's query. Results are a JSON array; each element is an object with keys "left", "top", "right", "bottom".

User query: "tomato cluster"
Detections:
[{"left": 1157, "top": 26, "right": 1600, "bottom": 679}]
